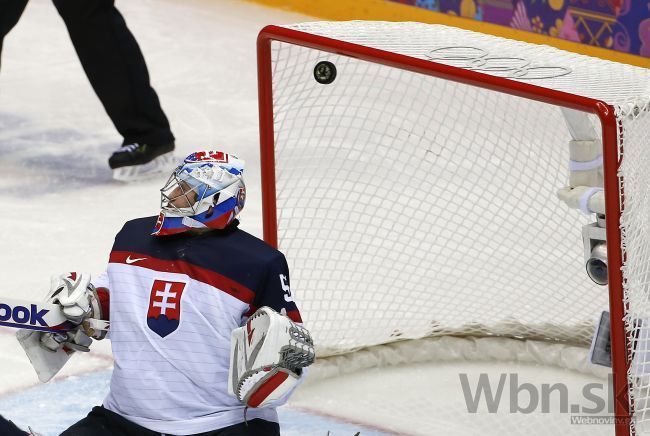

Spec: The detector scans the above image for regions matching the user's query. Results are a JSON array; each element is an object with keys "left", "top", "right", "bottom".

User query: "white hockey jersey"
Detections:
[{"left": 92, "top": 217, "right": 303, "bottom": 434}]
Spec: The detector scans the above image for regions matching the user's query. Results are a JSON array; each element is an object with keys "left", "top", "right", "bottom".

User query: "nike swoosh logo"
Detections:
[{"left": 126, "top": 255, "right": 147, "bottom": 264}]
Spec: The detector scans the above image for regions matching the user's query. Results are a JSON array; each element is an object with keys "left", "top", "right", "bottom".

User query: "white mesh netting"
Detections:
[
  {"left": 620, "top": 106, "right": 650, "bottom": 433},
  {"left": 262, "top": 22, "right": 650, "bottom": 434}
]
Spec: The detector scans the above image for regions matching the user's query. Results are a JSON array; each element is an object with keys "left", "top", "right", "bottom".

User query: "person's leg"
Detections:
[
  {"left": 51, "top": 0, "right": 174, "bottom": 147},
  {"left": 61, "top": 406, "right": 159, "bottom": 436},
  {"left": 0, "top": 413, "right": 28, "bottom": 436},
  {"left": 0, "top": 0, "right": 29, "bottom": 68}
]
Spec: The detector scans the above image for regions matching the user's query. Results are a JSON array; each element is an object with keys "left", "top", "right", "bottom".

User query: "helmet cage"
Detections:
[
  {"left": 159, "top": 163, "right": 240, "bottom": 218},
  {"left": 152, "top": 151, "right": 246, "bottom": 236}
]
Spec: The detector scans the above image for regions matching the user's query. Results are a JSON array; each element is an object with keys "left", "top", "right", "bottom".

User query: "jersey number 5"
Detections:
[{"left": 280, "top": 274, "right": 293, "bottom": 303}]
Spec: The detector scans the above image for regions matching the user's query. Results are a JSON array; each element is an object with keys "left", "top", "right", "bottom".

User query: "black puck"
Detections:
[{"left": 314, "top": 61, "right": 337, "bottom": 84}]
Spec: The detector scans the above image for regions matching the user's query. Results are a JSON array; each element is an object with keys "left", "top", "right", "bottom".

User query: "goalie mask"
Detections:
[{"left": 152, "top": 151, "right": 246, "bottom": 236}]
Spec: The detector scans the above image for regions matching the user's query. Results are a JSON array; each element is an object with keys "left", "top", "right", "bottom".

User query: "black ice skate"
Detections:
[{"left": 109, "top": 142, "right": 176, "bottom": 181}]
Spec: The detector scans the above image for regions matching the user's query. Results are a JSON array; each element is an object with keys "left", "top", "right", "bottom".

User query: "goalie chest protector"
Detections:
[{"left": 99, "top": 216, "right": 302, "bottom": 434}]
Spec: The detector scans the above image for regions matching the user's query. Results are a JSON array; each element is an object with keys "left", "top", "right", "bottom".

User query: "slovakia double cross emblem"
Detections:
[{"left": 147, "top": 280, "right": 186, "bottom": 337}]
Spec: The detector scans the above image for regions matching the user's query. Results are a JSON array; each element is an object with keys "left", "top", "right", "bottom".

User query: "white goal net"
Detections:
[{"left": 257, "top": 21, "right": 650, "bottom": 435}]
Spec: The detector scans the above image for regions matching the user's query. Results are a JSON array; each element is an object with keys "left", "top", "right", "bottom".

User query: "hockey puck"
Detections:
[{"left": 314, "top": 61, "right": 337, "bottom": 84}]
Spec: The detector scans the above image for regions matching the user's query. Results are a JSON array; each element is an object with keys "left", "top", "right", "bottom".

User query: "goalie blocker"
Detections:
[{"left": 229, "top": 307, "right": 315, "bottom": 407}]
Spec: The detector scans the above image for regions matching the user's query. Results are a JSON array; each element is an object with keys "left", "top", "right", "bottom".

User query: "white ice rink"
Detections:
[
  {"left": 0, "top": 1, "right": 620, "bottom": 435},
  {"left": 0, "top": 0, "right": 387, "bottom": 434}
]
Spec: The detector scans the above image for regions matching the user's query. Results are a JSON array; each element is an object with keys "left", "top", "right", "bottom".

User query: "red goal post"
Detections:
[{"left": 257, "top": 22, "right": 636, "bottom": 435}]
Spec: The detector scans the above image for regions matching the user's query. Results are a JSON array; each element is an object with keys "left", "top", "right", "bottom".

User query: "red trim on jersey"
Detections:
[
  {"left": 109, "top": 251, "right": 255, "bottom": 304},
  {"left": 247, "top": 371, "right": 290, "bottom": 407},
  {"left": 96, "top": 287, "right": 110, "bottom": 321},
  {"left": 244, "top": 306, "right": 257, "bottom": 318},
  {"left": 285, "top": 309, "right": 302, "bottom": 323}
]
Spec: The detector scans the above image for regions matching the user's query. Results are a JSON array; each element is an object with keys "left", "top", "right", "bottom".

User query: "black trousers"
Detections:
[
  {"left": 61, "top": 406, "right": 281, "bottom": 436},
  {"left": 0, "top": 413, "right": 28, "bottom": 436},
  {"left": 0, "top": 0, "right": 174, "bottom": 146}
]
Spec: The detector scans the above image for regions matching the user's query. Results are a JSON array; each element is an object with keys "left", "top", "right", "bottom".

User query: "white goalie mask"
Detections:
[{"left": 153, "top": 151, "right": 246, "bottom": 236}]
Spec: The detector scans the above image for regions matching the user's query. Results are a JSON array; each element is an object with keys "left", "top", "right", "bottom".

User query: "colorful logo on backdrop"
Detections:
[
  {"left": 147, "top": 280, "right": 187, "bottom": 337},
  {"left": 388, "top": 0, "right": 650, "bottom": 58}
]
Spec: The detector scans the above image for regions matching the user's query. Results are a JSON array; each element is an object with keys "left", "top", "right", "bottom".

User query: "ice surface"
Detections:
[
  {"left": 0, "top": 370, "right": 388, "bottom": 435},
  {"left": 0, "top": 1, "right": 620, "bottom": 435},
  {"left": 0, "top": 0, "right": 386, "bottom": 434}
]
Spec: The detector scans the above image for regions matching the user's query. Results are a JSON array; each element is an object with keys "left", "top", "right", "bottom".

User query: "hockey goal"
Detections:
[{"left": 257, "top": 21, "right": 650, "bottom": 435}]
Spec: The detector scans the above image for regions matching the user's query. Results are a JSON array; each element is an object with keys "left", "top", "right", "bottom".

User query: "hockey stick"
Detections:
[{"left": 0, "top": 295, "right": 109, "bottom": 333}]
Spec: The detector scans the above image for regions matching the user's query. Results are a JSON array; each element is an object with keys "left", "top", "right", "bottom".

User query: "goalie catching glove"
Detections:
[
  {"left": 17, "top": 272, "right": 108, "bottom": 382},
  {"left": 39, "top": 272, "right": 107, "bottom": 352},
  {"left": 228, "top": 307, "right": 314, "bottom": 408}
]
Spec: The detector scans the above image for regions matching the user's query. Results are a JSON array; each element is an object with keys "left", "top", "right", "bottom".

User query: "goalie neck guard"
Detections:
[{"left": 153, "top": 151, "right": 246, "bottom": 236}]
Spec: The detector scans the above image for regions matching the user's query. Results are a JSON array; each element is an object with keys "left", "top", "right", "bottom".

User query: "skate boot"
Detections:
[{"left": 109, "top": 142, "right": 175, "bottom": 181}]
